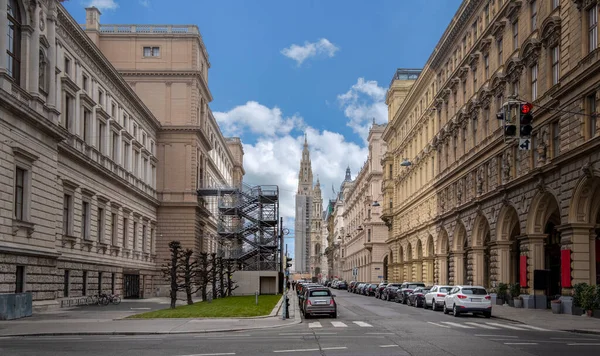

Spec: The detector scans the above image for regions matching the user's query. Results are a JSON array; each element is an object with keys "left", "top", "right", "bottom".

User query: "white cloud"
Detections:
[
  {"left": 214, "top": 101, "right": 305, "bottom": 137},
  {"left": 337, "top": 78, "right": 388, "bottom": 141},
  {"left": 214, "top": 103, "right": 368, "bottom": 258},
  {"left": 139, "top": 0, "right": 150, "bottom": 7},
  {"left": 87, "top": 0, "right": 119, "bottom": 10},
  {"left": 281, "top": 38, "right": 339, "bottom": 66}
]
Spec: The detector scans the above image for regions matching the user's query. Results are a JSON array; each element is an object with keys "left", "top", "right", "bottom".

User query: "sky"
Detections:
[{"left": 64, "top": 0, "right": 463, "bottom": 259}]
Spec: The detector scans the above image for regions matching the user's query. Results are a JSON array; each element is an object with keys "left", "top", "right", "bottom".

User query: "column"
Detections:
[
  {"left": 46, "top": 3, "right": 57, "bottom": 108},
  {"left": 0, "top": 0, "right": 8, "bottom": 73},
  {"left": 436, "top": 254, "right": 448, "bottom": 284},
  {"left": 471, "top": 246, "right": 485, "bottom": 286},
  {"left": 424, "top": 257, "right": 434, "bottom": 285},
  {"left": 491, "top": 241, "right": 512, "bottom": 284},
  {"left": 558, "top": 224, "right": 595, "bottom": 286},
  {"left": 28, "top": 3, "right": 40, "bottom": 95},
  {"left": 452, "top": 251, "right": 464, "bottom": 285},
  {"left": 414, "top": 260, "right": 423, "bottom": 282},
  {"left": 523, "top": 234, "right": 546, "bottom": 293}
]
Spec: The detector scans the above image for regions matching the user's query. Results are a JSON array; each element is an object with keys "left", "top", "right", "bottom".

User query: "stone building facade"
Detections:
[
  {"left": 382, "top": 0, "right": 600, "bottom": 300},
  {"left": 340, "top": 123, "right": 388, "bottom": 283},
  {"left": 0, "top": 0, "right": 160, "bottom": 308},
  {"left": 81, "top": 8, "right": 244, "bottom": 276}
]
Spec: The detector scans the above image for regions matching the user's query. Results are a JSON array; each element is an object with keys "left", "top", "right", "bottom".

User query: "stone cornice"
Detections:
[{"left": 56, "top": 4, "right": 161, "bottom": 131}]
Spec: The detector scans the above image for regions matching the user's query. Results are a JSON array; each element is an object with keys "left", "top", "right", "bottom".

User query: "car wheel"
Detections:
[
  {"left": 331, "top": 312, "right": 337, "bottom": 318},
  {"left": 431, "top": 300, "right": 437, "bottom": 311},
  {"left": 443, "top": 303, "right": 449, "bottom": 314},
  {"left": 484, "top": 312, "right": 491, "bottom": 318},
  {"left": 453, "top": 305, "right": 460, "bottom": 317}
]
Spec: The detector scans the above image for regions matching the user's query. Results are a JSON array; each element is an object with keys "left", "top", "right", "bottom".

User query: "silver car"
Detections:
[{"left": 302, "top": 287, "right": 337, "bottom": 318}]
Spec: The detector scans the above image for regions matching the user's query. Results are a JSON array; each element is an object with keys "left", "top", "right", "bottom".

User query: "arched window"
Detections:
[{"left": 7, "top": 0, "right": 22, "bottom": 84}]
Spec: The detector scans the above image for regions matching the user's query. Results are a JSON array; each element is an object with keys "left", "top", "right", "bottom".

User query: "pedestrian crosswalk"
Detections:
[
  {"left": 427, "top": 321, "right": 551, "bottom": 331},
  {"left": 308, "top": 321, "right": 373, "bottom": 328}
]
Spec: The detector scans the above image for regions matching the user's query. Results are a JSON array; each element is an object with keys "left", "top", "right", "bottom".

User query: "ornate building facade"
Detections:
[
  {"left": 383, "top": 0, "right": 600, "bottom": 300},
  {"left": 0, "top": 0, "right": 160, "bottom": 308},
  {"left": 82, "top": 7, "right": 244, "bottom": 281},
  {"left": 341, "top": 123, "right": 388, "bottom": 283}
]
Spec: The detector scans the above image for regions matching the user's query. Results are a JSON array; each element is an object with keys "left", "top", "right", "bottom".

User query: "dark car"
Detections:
[
  {"left": 337, "top": 281, "right": 348, "bottom": 290},
  {"left": 407, "top": 287, "right": 430, "bottom": 307},
  {"left": 397, "top": 282, "right": 426, "bottom": 304},
  {"left": 375, "top": 283, "right": 388, "bottom": 299},
  {"left": 382, "top": 283, "right": 402, "bottom": 301},
  {"left": 366, "top": 283, "right": 378, "bottom": 296}
]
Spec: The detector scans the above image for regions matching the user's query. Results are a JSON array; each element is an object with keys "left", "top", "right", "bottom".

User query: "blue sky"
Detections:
[{"left": 65, "top": 0, "right": 462, "bottom": 258}]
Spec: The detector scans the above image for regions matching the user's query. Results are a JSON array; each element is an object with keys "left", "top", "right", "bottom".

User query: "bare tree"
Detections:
[
  {"left": 162, "top": 241, "right": 183, "bottom": 309},
  {"left": 197, "top": 252, "right": 213, "bottom": 301},
  {"left": 218, "top": 257, "right": 226, "bottom": 297},
  {"left": 225, "top": 258, "right": 239, "bottom": 296},
  {"left": 210, "top": 253, "right": 218, "bottom": 299},
  {"left": 179, "top": 249, "right": 199, "bottom": 305}
]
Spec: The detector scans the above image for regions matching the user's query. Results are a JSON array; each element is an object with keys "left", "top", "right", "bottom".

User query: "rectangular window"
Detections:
[
  {"left": 367, "top": 229, "right": 371, "bottom": 242},
  {"left": 98, "top": 121, "right": 105, "bottom": 153},
  {"left": 83, "top": 109, "right": 91, "bottom": 143},
  {"left": 588, "top": 93, "right": 597, "bottom": 138},
  {"left": 63, "top": 94, "right": 73, "bottom": 131},
  {"left": 551, "top": 46, "right": 560, "bottom": 85},
  {"left": 111, "top": 273, "right": 116, "bottom": 294},
  {"left": 150, "top": 228, "right": 154, "bottom": 254},
  {"left": 513, "top": 21, "right": 519, "bottom": 50},
  {"left": 553, "top": 0, "right": 560, "bottom": 9},
  {"left": 63, "top": 270, "right": 70, "bottom": 297},
  {"left": 97, "top": 207, "right": 104, "bottom": 242},
  {"left": 133, "top": 221, "right": 138, "bottom": 250},
  {"left": 133, "top": 123, "right": 138, "bottom": 139},
  {"left": 142, "top": 133, "right": 147, "bottom": 147},
  {"left": 453, "top": 135, "right": 457, "bottom": 160},
  {"left": 98, "top": 272, "right": 103, "bottom": 295},
  {"left": 484, "top": 4, "right": 490, "bottom": 26},
  {"left": 590, "top": 6, "right": 598, "bottom": 53},
  {"left": 111, "top": 102, "right": 117, "bottom": 118},
  {"left": 111, "top": 213, "right": 117, "bottom": 246},
  {"left": 123, "top": 113, "right": 128, "bottom": 130},
  {"left": 531, "top": 0, "right": 537, "bottom": 31},
  {"left": 472, "top": 68, "right": 478, "bottom": 93},
  {"left": 63, "top": 194, "right": 72, "bottom": 235},
  {"left": 123, "top": 217, "right": 129, "bottom": 249},
  {"left": 82, "top": 271, "right": 88, "bottom": 296},
  {"left": 484, "top": 54, "right": 489, "bottom": 79},
  {"left": 497, "top": 38, "right": 503, "bottom": 65},
  {"left": 462, "top": 126, "right": 467, "bottom": 153},
  {"left": 64, "top": 57, "right": 71, "bottom": 76},
  {"left": 152, "top": 165, "right": 156, "bottom": 188},
  {"left": 531, "top": 64, "right": 538, "bottom": 100},
  {"left": 111, "top": 132, "right": 118, "bottom": 160},
  {"left": 513, "top": 81, "right": 519, "bottom": 96},
  {"left": 123, "top": 142, "right": 130, "bottom": 170},
  {"left": 15, "top": 266, "right": 24, "bottom": 293},
  {"left": 142, "top": 225, "right": 147, "bottom": 252},
  {"left": 462, "top": 80, "right": 467, "bottom": 103},
  {"left": 552, "top": 121, "right": 560, "bottom": 157},
  {"left": 143, "top": 46, "right": 160, "bottom": 57},
  {"left": 14, "top": 167, "right": 25, "bottom": 220},
  {"left": 134, "top": 151, "right": 140, "bottom": 176},
  {"left": 82, "top": 74, "right": 89, "bottom": 92},
  {"left": 484, "top": 108, "right": 490, "bottom": 136},
  {"left": 472, "top": 20, "right": 478, "bottom": 39},
  {"left": 98, "top": 89, "right": 104, "bottom": 107},
  {"left": 82, "top": 201, "right": 90, "bottom": 239},
  {"left": 472, "top": 118, "right": 478, "bottom": 146},
  {"left": 143, "top": 157, "right": 149, "bottom": 182}
]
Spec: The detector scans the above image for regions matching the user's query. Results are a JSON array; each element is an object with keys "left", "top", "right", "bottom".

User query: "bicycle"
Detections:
[
  {"left": 106, "top": 293, "right": 121, "bottom": 305},
  {"left": 85, "top": 294, "right": 98, "bottom": 306}
]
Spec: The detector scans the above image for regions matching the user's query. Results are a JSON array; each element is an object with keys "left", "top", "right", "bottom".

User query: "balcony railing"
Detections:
[{"left": 80, "top": 24, "right": 200, "bottom": 35}]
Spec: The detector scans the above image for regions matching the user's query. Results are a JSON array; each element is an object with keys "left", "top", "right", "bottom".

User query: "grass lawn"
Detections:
[{"left": 128, "top": 294, "right": 282, "bottom": 319}]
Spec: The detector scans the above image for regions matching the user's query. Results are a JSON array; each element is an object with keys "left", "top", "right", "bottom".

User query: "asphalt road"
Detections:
[{"left": 1, "top": 291, "right": 599, "bottom": 356}]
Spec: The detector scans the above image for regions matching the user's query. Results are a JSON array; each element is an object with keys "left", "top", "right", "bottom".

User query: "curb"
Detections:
[
  {"left": 491, "top": 315, "right": 524, "bottom": 324},
  {"left": 270, "top": 295, "right": 284, "bottom": 317},
  {"left": 0, "top": 320, "right": 302, "bottom": 337}
]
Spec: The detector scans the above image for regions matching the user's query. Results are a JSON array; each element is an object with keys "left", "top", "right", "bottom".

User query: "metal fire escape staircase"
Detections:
[{"left": 197, "top": 183, "right": 280, "bottom": 271}]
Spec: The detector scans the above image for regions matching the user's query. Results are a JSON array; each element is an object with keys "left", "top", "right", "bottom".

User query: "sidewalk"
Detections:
[
  {"left": 492, "top": 304, "right": 600, "bottom": 334},
  {"left": 0, "top": 292, "right": 301, "bottom": 337}
]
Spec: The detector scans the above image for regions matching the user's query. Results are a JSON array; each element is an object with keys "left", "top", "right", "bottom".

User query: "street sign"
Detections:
[
  {"left": 519, "top": 138, "right": 531, "bottom": 150},
  {"left": 378, "top": 275, "right": 383, "bottom": 279}
]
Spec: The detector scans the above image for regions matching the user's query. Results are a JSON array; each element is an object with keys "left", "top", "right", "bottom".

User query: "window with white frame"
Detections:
[
  {"left": 551, "top": 46, "right": 560, "bottom": 85},
  {"left": 83, "top": 109, "right": 91, "bottom": 143},
  {"left": 63, "top": 193, "right": 73, "bottom": 235},
  {"left": 531, "top": 64, "right": 538, "bottom": 100},
  {"left": 589, "top": 5, "right": 598, "bottom": 53},
  {"left": 512, "top": 20, "right": 519, "bottom": 50},
  {"left": 497, "top": 38, "right": 503, "bottom": 65},
  {"left": 530, "top": 0, "right": 537, "bottom": 31},
  {"left": 143, "top": 46, "right": 160, "bottom": 57},
  {"left": 14, "top": 167, "right": 27, "bottom": 221}
]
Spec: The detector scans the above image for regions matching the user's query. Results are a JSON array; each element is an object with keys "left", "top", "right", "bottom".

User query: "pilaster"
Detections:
[
  {"left": 436, "top": 253, "right": 449, "bottom": 284},
  {"left": 558, "top": 223, "right": 595, "bottom": 285}
]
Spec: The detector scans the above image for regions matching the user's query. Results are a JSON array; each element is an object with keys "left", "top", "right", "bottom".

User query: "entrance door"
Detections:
[
  {"left": 124, "top": 274, "right": 140, "bottom": 299},
  {"left": 544, "top": 222, "right": 561, "bottom": 303}
]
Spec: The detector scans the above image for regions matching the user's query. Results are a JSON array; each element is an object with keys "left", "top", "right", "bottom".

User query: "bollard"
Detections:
[{"left": 255, "top": 290, "right": 258, "bottom": 305}]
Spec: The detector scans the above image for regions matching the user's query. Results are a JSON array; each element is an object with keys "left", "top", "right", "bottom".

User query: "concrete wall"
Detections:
[{"left": 231, "top": 271, "right": 279, "bottom": 295}]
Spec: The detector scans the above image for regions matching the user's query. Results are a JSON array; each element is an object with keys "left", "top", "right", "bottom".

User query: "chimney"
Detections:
[{"left": 84, "top": 7, "right": 101, "bottom": 46}]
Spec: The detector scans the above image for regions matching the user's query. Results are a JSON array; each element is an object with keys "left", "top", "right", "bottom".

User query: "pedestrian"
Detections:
[
  {"left": 286, "top": 281, "right": 291, "bottom": 290},
  {"left": 292, "top": 280, "right": 296, "bottom": 290}
]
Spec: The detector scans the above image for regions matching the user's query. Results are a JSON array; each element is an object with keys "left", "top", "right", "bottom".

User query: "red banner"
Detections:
[
  {"left": 561, "top": 249, "right": 572, "bottom": 288},
  {"left": 519, "top": 255, "right": 527, "bottom": 287}
]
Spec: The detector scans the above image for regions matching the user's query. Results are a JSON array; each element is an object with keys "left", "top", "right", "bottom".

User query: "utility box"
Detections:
[{"left": 0, "top": 292, "right": 33, "bottom": 320}]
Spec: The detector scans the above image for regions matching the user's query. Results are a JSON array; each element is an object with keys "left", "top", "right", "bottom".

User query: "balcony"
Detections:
[{"left": 81, "top": 24, "right": 200, "bottom": 35}]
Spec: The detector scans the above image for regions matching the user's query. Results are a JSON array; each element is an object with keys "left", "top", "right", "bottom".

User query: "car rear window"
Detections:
[
  {"left": 462, "top": 288, "right": 487, "bottom": 295},
  {"left": 310, "top": 290, "right": 331, "bottom": 297},
  {"left": 408, "top": 284, "right": 423, "bottom": 289},
  {"left": 438, "top": 287, "right": 451, "bottom": 293}
]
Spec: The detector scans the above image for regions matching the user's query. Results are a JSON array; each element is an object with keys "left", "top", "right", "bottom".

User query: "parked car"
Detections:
[
  {"left": 382, "top": 283, "right": 402, "bottom": 301},
  {"left": 375, "top": 283, "right": 388, "bottom": 299},
  {"left": 443, "top": 285, "right": 492, "bottom": 318},
  {"left": 397, "top": 282, "right": 426, "bottom": 304},
  {"left": 407, "top": 287, "right": 430, "bottom": 307},
  {"left": 337, "top": 281, "right": 348, "bottom": 290},
  {"left": 366, "top": 283, "right": 378, "bottom": 296},
  {"left": 302, "top": 287, "right": 337, "bottom": 318},
  {"left": 424, "top": 285, "right": 453, "bottom": 311}
]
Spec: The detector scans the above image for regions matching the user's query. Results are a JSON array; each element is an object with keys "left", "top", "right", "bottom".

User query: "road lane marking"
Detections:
[
  {"left": 30, "top": 337, "right": 83, "bottom": 341},
  {"left": 274, "top": 348, "right": 320, "bottom": 353},
  {"left": 465, "top": 322, "right": 498, "bottom": 329},
  {"left": 129, "top": 307, "right": 152, "bottom": 310},
  {"left": 380, "top": 345, "right": 399, "bottom": 348},
  {"left": 279, "top": 333, "right": 313, "bottom": 335},
  {"left": 440, "top": 321, "right": 474, "bottom": 328},
  {"left": 551, "top": 337, "right": 600, "bottom": 341},
  {"left": 427, "top": 322, "right": 450, "bottom": 328},
  {"left": 178, "top": 353, "right": 236, "bottom": 356},
  {"left": 567, "top": 343, "right": 600, "bottom": 346},
  {"left": 516, "top": 324, "right": 550, "bottom": 331},
  {"left": 331, "top": 321, "right": 347, "bottom": 327},
  {"left": 308, "top": 322, "right": 322, "bottom": 328},
  {"left": 367, "top": 332, "right": 395, "bottom": 335},
  {"left": 503, "top": 342, "right": 538, "bottom": 345},
  {"left": 485, "top": 322, "right": 527, "bottom": 330},
  {"left": 353, "top": 321, "right": 372, "bottom": 327},
  {"left": 321, "top": 347, "right": 347, "bottom": 351},
  {"left": 474, "top": 334, "right": 518, "bottom": 338}
]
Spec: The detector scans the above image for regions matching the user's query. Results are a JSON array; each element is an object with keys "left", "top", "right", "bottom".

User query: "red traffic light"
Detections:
[{"left": 520, "top": 103, "right": 533, "bottom": 114}]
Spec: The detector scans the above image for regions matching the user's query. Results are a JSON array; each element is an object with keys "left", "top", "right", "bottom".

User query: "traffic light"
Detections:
[
  {"left": 502, "top": 102, "right": 518, "bottom": 139},
  {"left": 286, "top": 257, "right": 292, "bottom": 268},
  {"left": 519, "top": 102, "right": 533, "bottom": 138}
]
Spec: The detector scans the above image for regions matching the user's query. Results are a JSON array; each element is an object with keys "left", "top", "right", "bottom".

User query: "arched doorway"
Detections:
[
  {"left": 383, "top": 255, "right": 389, "bottom": 281},
  {"left": 452, "top": 222, "right": 467, "bottom": 285},
  {"left": 437, "top": 229, "right": 450, "bottom": 284},
  {"left": 416, "top": 239, "right": 423, "bottom": 282},
  {"left": 426, "top": 235, "right": 435, "bottom": 284},
  {"left": 472, "top": 214, "right": 492, "bottom": 287}
]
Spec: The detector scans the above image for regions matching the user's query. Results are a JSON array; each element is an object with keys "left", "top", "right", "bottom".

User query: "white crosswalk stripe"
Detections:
[
  {"left": 331, "top": 321, "right": 347, "bottom": 327},
  {"left": 465, "top": 322, "right": 498, "bottom": 329},
  {"left": 306, "top": 320, "right": 373, "bottom": 328},
  {"left": 515, "top": 324, "right": 550, "bottom": 331},
  {"left": 484, "top": 322, "right": 527, "bottom": 330},
  {"left": 353, "top": 321, "right": 373, "bottom": 327},
  {"left": 308, "top": 322, "right": 322, "bottom": 328},
  {"left": 440, "top": 322, "right": 475, "bottom": 329},
  {"left": 429, "top": 321, "right": 550, "bottom": 332}
]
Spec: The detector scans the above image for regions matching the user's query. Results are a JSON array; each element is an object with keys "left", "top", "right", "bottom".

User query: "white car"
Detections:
[
  {"left": 443, "top": 285, "right": 492, "bottom": 318},
  {"left": 424, "top": 285, "right": 453, "bottom": 311}
]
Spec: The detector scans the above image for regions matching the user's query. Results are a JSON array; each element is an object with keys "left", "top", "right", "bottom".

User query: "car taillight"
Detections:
[
  {"left": 485, "top": 295, "right": 491, "bottom": 300},
  {"left": 306, "top": 300, "right": 312, "bottom": 305},
  {"left": 457, "top": 294, "right": 467, "bottom": 299},
  {"left": 437, "top": 294, "right": 445, "bottom": 297},
  {"left": 330, "top": 299, "right": 335, "bottom": 306}
]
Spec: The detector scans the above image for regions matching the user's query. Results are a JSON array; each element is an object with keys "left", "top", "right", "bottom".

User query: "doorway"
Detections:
[
  {"left": 544, "top": 221, "right": 561, "bottom": 301},
  {"left": 124, "top": 274, "right": 140, "bottom": 299}
]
